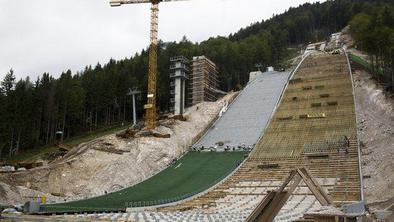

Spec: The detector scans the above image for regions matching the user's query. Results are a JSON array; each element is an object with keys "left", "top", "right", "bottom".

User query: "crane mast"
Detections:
[
  {"left": 110, "top": 0, "right": 188, "bottom": 130},
  {"left": 145, "top": 2, "right": 159, "bottom": 129}
]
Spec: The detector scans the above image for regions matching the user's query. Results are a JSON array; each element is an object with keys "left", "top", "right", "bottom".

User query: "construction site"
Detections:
[
  {"left": 0, "top": 31, "right": 392, "bottom": 221},
  {"left": 1, "top": 1, "right": 394, "bottom": 222},
  {"left": 189, "top": 56, "right": 221, "bottom": 106}
]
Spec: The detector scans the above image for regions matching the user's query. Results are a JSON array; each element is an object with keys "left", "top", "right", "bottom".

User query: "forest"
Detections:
[
  {"left": 1, "top": 0, "right": 393, "bottom": 158},
  {"left": 349, "top": 3, "right": 394, "bottom": 88}
]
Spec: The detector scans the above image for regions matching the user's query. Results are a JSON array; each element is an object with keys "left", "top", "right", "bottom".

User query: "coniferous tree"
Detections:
[
  {"left": 1, "top": 69, "right": 15, "bottom": 95},
  {"left": 1, "top": 0, "right": 393, "bottom": 158}
]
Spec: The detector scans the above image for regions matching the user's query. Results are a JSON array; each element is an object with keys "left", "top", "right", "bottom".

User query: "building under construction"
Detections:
[{"left": 189, "top": 56, "right": 220, "bottom": 106}]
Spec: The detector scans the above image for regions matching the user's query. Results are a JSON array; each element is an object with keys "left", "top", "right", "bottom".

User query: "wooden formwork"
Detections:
[{"left": 254, "top": 54, "right": 357, "bottom": 158}]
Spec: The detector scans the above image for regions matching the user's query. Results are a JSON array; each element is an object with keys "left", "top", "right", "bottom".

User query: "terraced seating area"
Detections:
[{"left": 59, "top": 180, "right": 323, "bottom": 221}]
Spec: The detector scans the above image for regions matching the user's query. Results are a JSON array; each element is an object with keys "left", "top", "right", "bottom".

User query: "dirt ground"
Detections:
[
  {"left": 353, "top": 69, "right": 394, "bottom": 204},
  {"left": 0, "top": 181, "right": 63, "bottom": 206},
  {"left": 0, "top": 93, "right": 236, "bottom": 205},
  {"left": 338, "top": 27, "right": 394, "bottom": 210}
]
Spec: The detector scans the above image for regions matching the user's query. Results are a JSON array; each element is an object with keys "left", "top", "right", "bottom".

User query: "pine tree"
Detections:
[{"left": 1, "top": 69, "right": 16, "bottom": 95}]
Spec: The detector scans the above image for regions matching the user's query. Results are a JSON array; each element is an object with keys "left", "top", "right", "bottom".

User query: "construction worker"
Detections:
[{"left": 343, "top": 136, "right": 349, "bottom": 154}]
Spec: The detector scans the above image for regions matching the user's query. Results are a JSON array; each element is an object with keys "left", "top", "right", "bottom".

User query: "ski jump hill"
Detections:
[{"left": 38, "top": 52, "right": 363, "bottom": 222}]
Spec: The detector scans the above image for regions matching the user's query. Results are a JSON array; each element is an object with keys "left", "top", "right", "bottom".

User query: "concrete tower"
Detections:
[{"left": 169, "top": 56, "right": 190, "bottom": 115}]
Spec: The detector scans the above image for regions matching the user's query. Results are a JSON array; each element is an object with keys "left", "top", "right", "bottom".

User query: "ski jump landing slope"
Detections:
[
  {"left": 39, "top": 70, "right": 291, "bottom": 213},
  {"left": 194, "top": 70, "right": 291, "bottom": 149}
]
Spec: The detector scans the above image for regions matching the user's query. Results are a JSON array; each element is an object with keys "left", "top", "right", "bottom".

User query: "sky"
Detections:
[{"left": 0, "top": 0, "right": 321, "bottom": 81}]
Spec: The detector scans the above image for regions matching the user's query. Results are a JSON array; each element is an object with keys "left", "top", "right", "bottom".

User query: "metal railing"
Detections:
[
  {"left": 170, "top": 56, "right": 189, "bottom": 63},
  {"left": 170, "top": 72, "right": 188, "bottom": 78},
  {"left": 170, "top": 64, "right": 190, "bottom": 70},
  {"left": 346, "top": 51, "right": 365, "bottom": 202},
  {"left": 349, "top": 53, "right": 393, "bottom": 90}
]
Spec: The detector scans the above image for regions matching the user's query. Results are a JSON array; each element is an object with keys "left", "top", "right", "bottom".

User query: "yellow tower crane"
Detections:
[{"left": 110, "top": 0, "right": 189, "bottom": 130}]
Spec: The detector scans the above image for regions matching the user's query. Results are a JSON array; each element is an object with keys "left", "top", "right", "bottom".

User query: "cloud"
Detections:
[{"left": 0, "top": 0, "right": 320, "bottom": 80}]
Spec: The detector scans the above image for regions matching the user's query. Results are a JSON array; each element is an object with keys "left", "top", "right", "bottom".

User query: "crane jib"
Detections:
[{"left": 109, "top": 0, "right": 189, "bottom": 6}]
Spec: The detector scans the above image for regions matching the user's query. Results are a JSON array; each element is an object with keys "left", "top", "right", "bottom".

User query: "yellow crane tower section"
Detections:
[{"left": 110, "top": 0, "right": 189, "bottom": 130}]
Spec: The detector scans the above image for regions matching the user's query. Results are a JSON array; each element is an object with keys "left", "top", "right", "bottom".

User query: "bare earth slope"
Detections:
[
  {"left": 353, "top": 70, "right": 394, "bottom": 203},
  {"left": 0, "top": 93, "right": 236, "bottom": 205},
  {"left": 340, "top": 28, "right": 394, "bottom": 205}
]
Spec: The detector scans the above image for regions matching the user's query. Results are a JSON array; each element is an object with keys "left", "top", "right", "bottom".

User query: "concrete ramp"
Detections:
[{"left": 193, "top": 70, "right": 291, "bottom": 149}]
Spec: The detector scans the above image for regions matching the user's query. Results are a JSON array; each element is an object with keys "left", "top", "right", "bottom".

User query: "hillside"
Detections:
[
  {"left": 0, "top": 0, "right": 393, "bottom": 220},
  {"left": 0, "top": 94, "right": 235, "bottom": 205},
  {"left": 1, "top": 0, "right": 393, "bottom": 171}
]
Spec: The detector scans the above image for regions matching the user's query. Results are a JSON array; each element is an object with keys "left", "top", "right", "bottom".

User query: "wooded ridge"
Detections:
[{"left": 0, "top": 0, "right": 392, "bottom": 158}]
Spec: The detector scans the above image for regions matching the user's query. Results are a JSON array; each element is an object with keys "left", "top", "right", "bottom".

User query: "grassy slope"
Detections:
[
  {"left": 5, "top": 124, "right": 129, "bottom": 164},
  {"left": 41, "top": 151, "right": 247, "bottom": 212},
  {"left": 350, "top": 54, "right": 384, "bottom": 75}
]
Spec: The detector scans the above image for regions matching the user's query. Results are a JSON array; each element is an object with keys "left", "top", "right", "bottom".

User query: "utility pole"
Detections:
[{"left": 127, "top": 88, "right": 141, "bottom": 125}]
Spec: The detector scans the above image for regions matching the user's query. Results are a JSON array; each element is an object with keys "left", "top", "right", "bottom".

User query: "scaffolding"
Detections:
[{"left": 189, "top": 56, "right": 220, "bottom": 106}]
